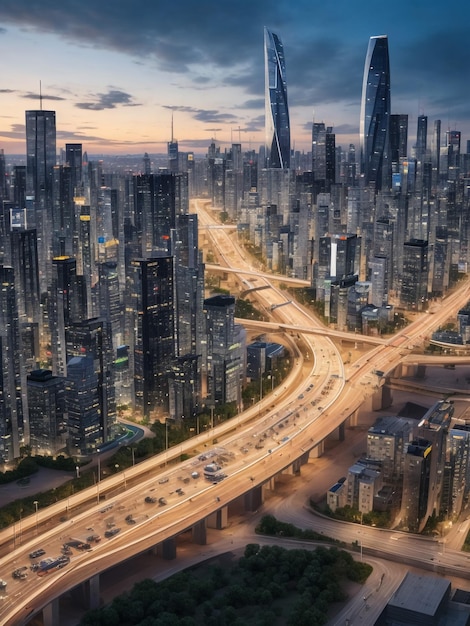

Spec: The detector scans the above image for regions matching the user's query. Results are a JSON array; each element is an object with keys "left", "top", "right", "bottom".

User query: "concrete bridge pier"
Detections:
[
  {"left": 192, "top": 519, "right": 207, "bottom": 545},
  {"left": 371, "top": 384, "right": 393, "bottom": 411},
  {"left": 207, "top": 506, "right": 228, "bottom": 530},
  {"left": 244, "top": 485, "right": 263, "bottom": 512},
  {"left": 328, "top": 422, "right": 345, "bottom": 442},
  {"left": 88, "top": 574, "right": 100, "bottom": 610},
  {"left": 346, "top": 409, "right": 359, "bottom": 427},
  {"left": 43, "top": 597, "right": 59, "bottom": 626},
  {"left": 158, "top": 537, "right": 177, "bottom": 560},
  {"left": 308, "top": 440, "right": 324, "bottom": 458}
]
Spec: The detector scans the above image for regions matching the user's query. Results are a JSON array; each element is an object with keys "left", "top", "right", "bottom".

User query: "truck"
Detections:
[{"left": 36, "top": 555, "right": 70, "bottom": 577}]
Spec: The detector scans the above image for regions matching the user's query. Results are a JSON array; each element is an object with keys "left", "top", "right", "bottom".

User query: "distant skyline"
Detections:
[{"left": 0, "top": 0, "right": 469, "bottom": 156}]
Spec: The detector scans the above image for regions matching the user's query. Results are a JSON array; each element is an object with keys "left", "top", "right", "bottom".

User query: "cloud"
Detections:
[
  {"left": 162, "top": 104, "right": 237, "bottom": 125},
  {"left": 1, "top": 1, "right": 470, "bottom": 145},
  {"left": 76, "top": 89, "right": 139, "bottom": 111},
  {"left": 21, "top": 91, "right": 66, "bottom": 102}
]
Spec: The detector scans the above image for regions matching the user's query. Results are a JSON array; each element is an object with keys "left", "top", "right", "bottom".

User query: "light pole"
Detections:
[
  {"left": 96, "top": 456, "right": 101, "bottom": 504},
  {"left": 33, "top": 501, "right": 39, "bottom": 535},
  {"left": 75, "top": 465, "right": 80, "bottom": 478}
]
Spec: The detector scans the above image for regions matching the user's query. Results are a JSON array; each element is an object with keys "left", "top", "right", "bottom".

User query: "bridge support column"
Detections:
[
  {"left": 88, "top": 574, "right": 100, "bottom": 610},
  {"left": 309, "top": 440, "right": 324, "bottom": 458},
  {"left": 207, "top": 506, "right": 228, "bottom": 530},
  {"left": 159, "top": 537, "right": 177, "bottom": 560},
  {"left": 371, "top": 385, "right": 393, "bottom": 410},
  {"left": 328, "top": 423, "right": 345, "bottom": 441},
  {"left": 192, "top": 519, "right": 207, "bottom": 545},
  {"left": 417, "top": 365, "right": 426, "bottom": 379},
  {"left": 299, "top": 451, "right": 310, "bottom": 465},
  {"left": 244, "top": 485, "right": 263, "bottom": 512},
  {"left": 346, "top": 409, "right": 359, "bottom": 427},
  {"left": 43, "top": 598, "right": 60, "bottom": 626}
]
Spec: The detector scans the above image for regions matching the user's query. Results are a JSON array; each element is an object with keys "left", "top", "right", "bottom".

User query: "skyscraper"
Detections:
[
  {"left": 264, "top": 27, "right": 290, "bottom": 169},
  {"left": 416, "top": 115, "right": 428, "bottom": 161},
  {"left": 132, "top": 256, "right": 175, "bottom": 419},
  {"left": 25, "top": 109, "right": 57, "bottom": 292},
  {"left": 0, "top": 266, "right": 25, "bottom": 461},
  {"left": 360, "top": 35, "right": 391, "bottom": 191}
]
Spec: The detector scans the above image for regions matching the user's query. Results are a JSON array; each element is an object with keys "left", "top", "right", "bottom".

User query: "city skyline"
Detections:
[{"left": 0, "top": 0, "right": 469, "bottom": 156}]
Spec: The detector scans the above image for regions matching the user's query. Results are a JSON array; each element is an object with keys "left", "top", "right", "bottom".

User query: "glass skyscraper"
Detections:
[
  {"left": 264, "top": 27, "right": 290, "bottom": 169},
  {"left": 360, "top": 35, "right": 391, "bottom": 191}
]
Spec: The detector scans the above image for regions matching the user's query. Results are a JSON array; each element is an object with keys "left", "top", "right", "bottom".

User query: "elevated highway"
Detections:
[{"left": 3, "top": 201, "right": 470, "bottom": 625}]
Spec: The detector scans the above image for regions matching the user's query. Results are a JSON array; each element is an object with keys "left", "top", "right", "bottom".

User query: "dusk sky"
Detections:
[{"left": 0, "top": 0, "right": 469, "bottom": 157}]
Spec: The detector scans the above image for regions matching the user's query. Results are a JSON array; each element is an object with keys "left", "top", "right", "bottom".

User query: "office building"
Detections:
[
  {"left": 204, "top": 294, "right": 245, "bottom": 408},
  {"left": 264, "top": 27, "right": 290, "bottom": 169},
  {"left": 312, "top": 122, "right": 336, "bottom": 196},
  {"left": 66, "top": 317, "right": 116, "bottom": 446},
  {"left": 0, "top": 266, "right": 25, "bottom": 462},
  {"left": 27, "top": 369, "right": 66, "bottom": 455},
  {"left": 416, "top": 115, "right": 428, "bottom": 161},
  {"left": 49, "top": 256, "right": 81, "bottom": 376},
  {"left": 360, "top": 35, "right": 391, "bottom": 191},
  {"left": 25, "top": 109, "right": 57, "bottom": 292},
  {"left": 416, "top": 401, "right": 453, "bottom": 521},
  {"left": 389, "top": 114, "right": 408, "bottom": 172},
  {"left": 65, "top": 143, "right": 83, "bottom": 194},
  {"left": 132, "top": 256, "right": 175, "bottom": 419},
  {"left": 401, "top": 239, "right": 429, "bottom": 310},
  {"left": 65, "top": 355, "right": 101, "bottom": 456},
  {"left": 402, "top": 439, "right": 432, "bottom": 533},
  {"left": 132, "top": 173, "right": 177, "bottom": 257}
]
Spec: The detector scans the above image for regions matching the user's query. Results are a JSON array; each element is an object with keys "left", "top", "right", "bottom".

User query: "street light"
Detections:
[{"left": 33, "top": 501, "right": 39, "bottom": 535}]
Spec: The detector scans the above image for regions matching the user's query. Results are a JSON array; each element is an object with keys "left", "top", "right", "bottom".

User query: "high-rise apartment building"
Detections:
[
  {"left": 264, "top": 27, "right": 290, "bottom": 169},
  {"left": 360, "top": 35, "right": 391, "bottom": 191}
]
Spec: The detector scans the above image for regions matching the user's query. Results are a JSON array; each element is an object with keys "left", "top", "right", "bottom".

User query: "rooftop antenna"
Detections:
[
  {"left": 39, "top": 80, "right": 43, "bottom": 111},
  {"left": 171, "top": 111, "right": 174, "bottom": 142}
]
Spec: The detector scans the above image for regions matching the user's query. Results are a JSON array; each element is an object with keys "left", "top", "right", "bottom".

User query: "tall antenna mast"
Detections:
[
  {"left": 39, "top": 80, "right": 43, "bottom": 111},
  {"left": 171, "top": 111, "right": 174, "bottom": 142}
]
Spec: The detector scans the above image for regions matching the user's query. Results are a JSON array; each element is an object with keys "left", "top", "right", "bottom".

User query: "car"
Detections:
[
  {"left": 191, "top": 471, "right": 199, "bottom": 479},
  {"left": 158, "top": 477, "right": 169, "bottom": 484},
  {"left": 125, "top": 515, "right": 136, "bottom": 525},
  {"left": 87, "top": 534, "right": 101, "bottom": 543},
  {"left": 158, "top": 497, "right": 167, "bottom": 506},
  {"left": 12, "top": 567, "right": 28, "bottom": 580},
  {"left": 29, "top": 549, "right": 46, "bottom": 559},
  {"left": 175, "top": 488, "right": 184, "bottom": 495},
  {"left": 145, "top": 496, "right": 157, "bottom": 503},
  {"left": 104, "top": 528, "right": 121, "bottom": 538}
]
